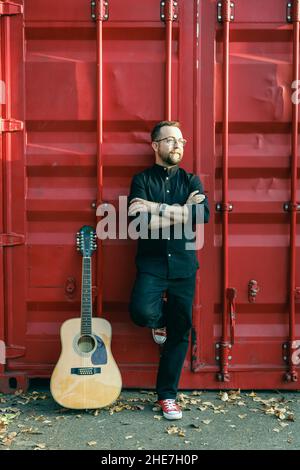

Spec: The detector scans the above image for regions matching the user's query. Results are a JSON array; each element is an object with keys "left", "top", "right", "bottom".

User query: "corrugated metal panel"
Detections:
[{"left": 0, "top": 0, "right": 299, "bottom": 392}]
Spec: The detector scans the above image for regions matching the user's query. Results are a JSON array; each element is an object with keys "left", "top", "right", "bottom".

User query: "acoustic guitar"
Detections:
[{"left": 50, "top": 225, "right": 122, "bottom": 409}]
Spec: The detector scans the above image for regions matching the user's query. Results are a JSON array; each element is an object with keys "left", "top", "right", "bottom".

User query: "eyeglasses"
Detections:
[{"left": 154, "top": 137, "right": 187, "bottom": 147}]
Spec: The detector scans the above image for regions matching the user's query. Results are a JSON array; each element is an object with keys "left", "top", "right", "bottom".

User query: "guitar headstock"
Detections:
[{"left": 76, "top": 226, "right": 97, "bottom": 257}]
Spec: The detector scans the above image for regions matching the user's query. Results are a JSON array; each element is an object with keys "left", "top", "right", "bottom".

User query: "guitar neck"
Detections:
[{"left": 81, "top": 256, "right": 92, "bottom": 335}]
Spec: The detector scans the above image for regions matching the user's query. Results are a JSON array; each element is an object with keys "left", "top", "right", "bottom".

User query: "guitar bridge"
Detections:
[{"left": 71, "top": 367, "right": 101, "bottom": 375}]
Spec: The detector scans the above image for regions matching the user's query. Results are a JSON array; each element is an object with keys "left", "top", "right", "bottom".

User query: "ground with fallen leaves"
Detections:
[{"left": 0, "top": 381, "right": 299, "bottom": 450}]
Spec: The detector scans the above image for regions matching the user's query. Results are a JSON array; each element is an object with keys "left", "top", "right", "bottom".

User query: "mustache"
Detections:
[{"left": 170, "top": 151, "right": 182, "bottom": 156}]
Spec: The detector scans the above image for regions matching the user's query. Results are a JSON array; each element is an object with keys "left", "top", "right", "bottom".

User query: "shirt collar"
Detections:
[{"left": 153, "top": 163, "right": 179, "bottom": 178}]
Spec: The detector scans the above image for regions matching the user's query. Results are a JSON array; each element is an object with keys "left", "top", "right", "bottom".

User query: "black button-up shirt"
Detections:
[{"left": 128, "top": 163, "right": 209, "bottom": 279}]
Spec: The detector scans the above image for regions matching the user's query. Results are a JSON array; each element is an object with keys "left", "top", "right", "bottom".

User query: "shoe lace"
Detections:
[
  {"left": 163, "top": 399, "right": 178, "bottom": 411},
  {"left": 155, "top": 328, "right": 166, "bottom": 335}
]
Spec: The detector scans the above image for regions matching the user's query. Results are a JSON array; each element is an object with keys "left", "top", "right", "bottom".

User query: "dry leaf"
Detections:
[
  {"left": 202, "top": 420, "right": 211, "bottom": 425},
  {"left": 35, "top": 443, "right": 46, "bottom": 449},
  {"left": 125, "top": 436, "right": 133, "bottom": 440},
  {"left": 21, "top": 427, "right": 42, "bottom": 435},
  {"left": 228, "top": 390, "right": 241, "bottom": 400},
  {"left": 220, "top": 392, "right": 229, "bottom": 402},
  {"left": 87, "top": 441, "right": 97, "bottom": 446},
  {"left": 154, "top": 415, "right": 162, "bottom": 420},
  {"left": 287, "top": 414, "right": 295, "bottom": 422},
  {"left": 0, "top": 422, "right": 7, "bottom": 433},
  {"left": 166, "top": 425, "right": 179, "bottom": 435},
  {"left": 165, "top": 425, "right": 186, "bottom": 437},
  {"left": 238, "top": 414, "right": 247, "bottom": 419}
]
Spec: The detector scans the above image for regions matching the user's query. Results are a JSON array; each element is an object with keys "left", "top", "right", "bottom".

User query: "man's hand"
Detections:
[
  {"left": 186, "top": 190, "right": 206, "bottom": 205},
  {"left": 128, "top": 197, "right": 159, "bottom": 216}
]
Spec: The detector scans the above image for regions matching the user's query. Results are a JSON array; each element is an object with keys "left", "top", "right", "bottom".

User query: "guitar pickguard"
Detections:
[{"left": 91, "top": 335, "right": 108, "bottom": 365}]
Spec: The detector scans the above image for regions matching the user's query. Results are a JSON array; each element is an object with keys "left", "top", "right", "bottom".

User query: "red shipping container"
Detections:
[{"left": 0, "top": 0, "right": 299, "bottom": 393}]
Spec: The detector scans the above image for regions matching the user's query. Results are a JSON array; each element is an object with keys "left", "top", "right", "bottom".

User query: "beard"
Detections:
[{"left": 159, "top": 149, "right": 183, "bottom": 166}]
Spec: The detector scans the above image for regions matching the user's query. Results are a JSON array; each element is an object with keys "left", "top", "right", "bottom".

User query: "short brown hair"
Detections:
[{"left": 151, "top": 121, "right": 181, "bottom": 142}]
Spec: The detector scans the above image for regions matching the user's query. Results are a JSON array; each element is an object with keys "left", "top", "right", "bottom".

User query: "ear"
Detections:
[{"left": 151, "top": 141, "right": 158, "bottom": 152}]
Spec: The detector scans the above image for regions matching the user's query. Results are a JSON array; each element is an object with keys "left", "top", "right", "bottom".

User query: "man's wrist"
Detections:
[{"left": 158, "top": 203, "right": 168, "bottom": 216}]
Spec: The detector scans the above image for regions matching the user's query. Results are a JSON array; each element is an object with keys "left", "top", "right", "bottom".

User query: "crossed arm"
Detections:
[{"left": 128, "top": 191, "right": 205, "bottom": 230}]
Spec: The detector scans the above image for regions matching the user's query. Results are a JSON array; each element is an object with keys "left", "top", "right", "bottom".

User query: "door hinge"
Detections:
[
  {"left": 160, "top": 0, "right": 179, "bottom": 22},
  {"left": 216, "top": 202, "right": 233, "bottom": 212},
  {"left": 283, "top": 201, "right": 300, "bottom": 212},
  {"left": 91, "top": 0, "right": 109, "bottom": 21},
  {"left": 6, "top": 345, "right": 26, "bottom": 359},
  {"left": 287, "top": 2, "right": 300, "bottom": 23},
  {"left": 0, "top": 233, "right": 24, "bottom": 247},
  {"left": 217, "top": 1, "right": 235, "bottom": 23},
  {"left": 0, "top": 118, "right": 24, "bottom": 133},
  {"left": 215, "top": 342, "right": 233, "bottom": 362},
  {"left": 282, "top": 342, "right": 289, "bottom": 362},
  {"left": 0, "top": 1, "right": 23, "bottom": 16}
]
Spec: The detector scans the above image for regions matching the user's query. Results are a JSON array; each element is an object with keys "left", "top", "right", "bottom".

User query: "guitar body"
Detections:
[{"left": 50, "top": 317, "right": 122, "bottom": 409}]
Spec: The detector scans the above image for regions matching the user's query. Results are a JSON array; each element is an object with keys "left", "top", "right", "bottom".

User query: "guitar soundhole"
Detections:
[{"left": 77, "top": 335, "right": 96, "bottom": 353}]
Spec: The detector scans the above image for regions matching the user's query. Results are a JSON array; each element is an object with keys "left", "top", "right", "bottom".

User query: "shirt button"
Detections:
[
  {"left": 168, "top": 253, "right": 171, "bottom": 257},
  {"left": 166, "top": 190, "right": 170, "bottom": 193},
  {"left": 166, "top": 177, "right": 169, "bottom": 180}
]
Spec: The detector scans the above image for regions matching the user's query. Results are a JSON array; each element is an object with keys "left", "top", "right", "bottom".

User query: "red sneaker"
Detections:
[
  {"left": 157, "top": 399, "right": 182, "bottom": 420},
  {"left": 152, "top": 327, "right": 167, "bottom": 345}
]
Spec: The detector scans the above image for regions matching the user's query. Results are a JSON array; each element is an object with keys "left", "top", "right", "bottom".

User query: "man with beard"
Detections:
[{"left": 128, "top": 121, "right": 209, "bottom": 420}]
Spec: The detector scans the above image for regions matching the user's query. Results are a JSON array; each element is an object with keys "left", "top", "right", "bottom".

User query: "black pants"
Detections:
[{"left": 129, "top": 271, "right": 197, "bottom": 400}]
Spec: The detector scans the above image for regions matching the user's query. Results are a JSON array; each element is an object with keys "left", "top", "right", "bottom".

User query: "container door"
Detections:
[
  {"left": 192, "top": 0, "right": 300, "bottom": 388},
  {"left": 0, "top": 0, "right": 27, "bottom": 393}
]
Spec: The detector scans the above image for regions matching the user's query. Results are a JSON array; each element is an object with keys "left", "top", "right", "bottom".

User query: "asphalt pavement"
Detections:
[{"left": 1, "top": 379, "right": 300, "bottom": 451}]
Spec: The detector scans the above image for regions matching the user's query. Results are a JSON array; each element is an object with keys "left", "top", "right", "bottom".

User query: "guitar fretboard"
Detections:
[{"left": 81, "top": 257, "right": 92, "bottom": 335}]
